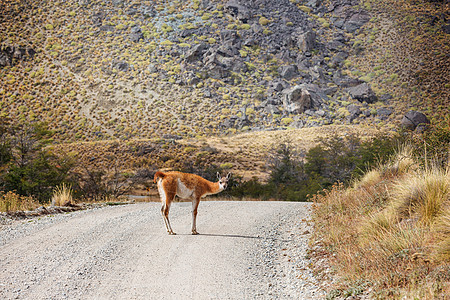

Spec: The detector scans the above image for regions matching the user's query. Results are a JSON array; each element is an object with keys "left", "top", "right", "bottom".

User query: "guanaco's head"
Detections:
[{"left": 217, "top": 172, "right": 231, "bottom": 190}]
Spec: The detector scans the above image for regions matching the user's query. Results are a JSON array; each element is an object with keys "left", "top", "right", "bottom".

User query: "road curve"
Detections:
[{"left": 0, "top": 201, "right": 325, "bottom": 299}]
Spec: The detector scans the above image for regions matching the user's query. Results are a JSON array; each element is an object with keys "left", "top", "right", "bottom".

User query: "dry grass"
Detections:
[
  {"left": 432, "top": 210, "right": 450, "bottom": 262},
  {"left": 51, "top": 125, "right": 385, "bottom": 187},
  {"left": 181, "top": 125, "right": 383, "bottom": 180},
  {"left": 354, "top": 169, "right": 383, "bottom": 188},
  {"left": 311, "top": 147, "right": 450, "bottom": 299},
  {"left": 51, "top": 183, "right": 74, "bottom": 207},
  {"left": 389, "top": 168, "right": 449, "bottom": 226},
  {"left": 0, "top": 191, "right": 41, "bottom": 212}
]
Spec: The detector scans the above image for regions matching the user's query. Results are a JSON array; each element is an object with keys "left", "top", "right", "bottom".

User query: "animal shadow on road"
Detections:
[{"left": 197, "top": 233, "right": 292, "bottom": 243}]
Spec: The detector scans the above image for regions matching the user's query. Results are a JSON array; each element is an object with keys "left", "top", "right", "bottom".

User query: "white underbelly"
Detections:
[{"left": 176, "top": 179, "right": 195, "bottom": 199}]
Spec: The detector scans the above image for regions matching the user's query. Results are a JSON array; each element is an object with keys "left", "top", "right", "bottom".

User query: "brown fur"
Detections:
[{"left": 154, "top": 171, "right": 230, "bottom": 235}]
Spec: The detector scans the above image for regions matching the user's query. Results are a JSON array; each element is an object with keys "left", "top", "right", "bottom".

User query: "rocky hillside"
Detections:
[{"left": 0, "top": 0, "right": 448, "bottom": 142}]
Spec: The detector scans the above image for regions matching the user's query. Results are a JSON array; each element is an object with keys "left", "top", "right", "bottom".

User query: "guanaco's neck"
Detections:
[{"left": 207, "top": 181, "right": 223, "bottom": 195}]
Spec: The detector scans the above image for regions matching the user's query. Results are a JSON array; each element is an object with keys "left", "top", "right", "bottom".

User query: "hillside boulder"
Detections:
[
  {"left": 112, "top": 60, "right": 129, "bottom": 72},
  {"left": 329, "top": 1, "right": 370, "bottom": 33},
  {"left": 376, "top": 107, "right": 393, "bottom": 120},
  {"left": 129, "top": 26, "right": 144, "bottom": 42},
  {"left": 306, "top": 0, "right": 322, "bottom": 8},
  {"left": 282, "top": 86, "right": 312, "bottom": 114},
  {"left": 279, "top": 65, "right": 298, "bottom": 80},
  {"left": 294, "top": 30, "right": 316, "bottom": 52},
  {"left": 297, "top": 83, "right": 326, "bottom": 108},
  {"left": 224, "top": 0, "right": 250, "bottom": 21},
  {"left": 343, "top": 11, "right": 370, "bottom": 33},
  {"left": 0, "top": 51, "right": 10, "bottom": 67},
  {"left": 347, "top": 83, "right": 377, "bottom": 103},
  {"left": 347, "top": 104, "right": 361, "bottom": 123},
  {"left": 401, "top": 111, "right": 430, "bottom": 131},
  {"left": 220, "top": 30, "right": 239, "bottom": 45},
  {"left": 185, "top": 43, "right": 207, "bottom": 62},
  {"left": 0, "top": 46, "right": 35, "bottom": 67}
]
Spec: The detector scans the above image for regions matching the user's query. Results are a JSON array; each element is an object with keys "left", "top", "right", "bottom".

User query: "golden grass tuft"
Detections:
[
  {"left": 51, "top": 183, "right": 74, "bottom": 207},
  {"left": 390, "top": 168, "right": 449, "bottom": 226},
  {"left": 354, "top": 169, "right": 382, "bottom": 188},
  {"left": 0, "top": 191, "right": 41, "bottom": 212},
  {"left": 432, "top": 209, "right": 450, "bottom": 262},
  {"left": 382, "top": 143, "right": 419, "bottom": 177},
  {"left": 311, "top": 146, "right": 450, "bottom": 298}
]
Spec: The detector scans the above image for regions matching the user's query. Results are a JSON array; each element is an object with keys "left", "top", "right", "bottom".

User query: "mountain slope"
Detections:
[{"left": 2, "top": 0, "right": 447, "bottom": 142}]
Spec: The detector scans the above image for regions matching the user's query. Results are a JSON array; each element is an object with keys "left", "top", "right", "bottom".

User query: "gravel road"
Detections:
[{"left": 0, "top": 201, "right": 325, "bottom": 299}]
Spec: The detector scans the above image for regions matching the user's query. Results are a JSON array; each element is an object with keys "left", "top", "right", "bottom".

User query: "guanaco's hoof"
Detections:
[
  {"left": 168, "top": 231, "right": 177, "bottom": 235},
  {"left": 192, "top": 231, "right": 199, "bottom": 235}
]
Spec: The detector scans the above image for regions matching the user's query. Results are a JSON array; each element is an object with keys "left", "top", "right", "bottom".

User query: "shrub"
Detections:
[
  {"left": 0, "top": 122, "right": 75, "bottom": 203},
  {"left": 51, "top": 183, "right": 74, "bottom": 206},
  {"left": 161, "top": 24, "right": 174, "bottom": 33},
  {"left": 298, "top": 6, "right": 311, "bottom": 13},
  {"left": 259, "top": 16, "right": 270, "bottom": 26},
  {"left": 433, "top": 210, "right": 450, "bottom": 261},
  {"left": 224, "top": 177, "right": 276, "bottom": 200},
  {"left": 239, "top": 49, "right": 248, "bottom": 57},
  {"left": 281, "top": 117, "right": 294, "bottom": 126},
  {"left": 220, "top": 162, "right": 233, "bottom": 169},
  {"left": 390, "top": 168, "right": 449, "bottom": 226},
  {"left": 311, "top": 132, "right": 450, "bottom": 298},
  {"left": 0, "top": 191, "right": 40, "bottom": 212},
  {"left": 239, "top": 24, "right": 251, "bottom": 30},
  {"left": 201, "top": 13, "right": 211, "bottom": 20}
]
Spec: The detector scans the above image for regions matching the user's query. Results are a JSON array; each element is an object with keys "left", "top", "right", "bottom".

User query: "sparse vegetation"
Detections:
[
  {"left": 310, "top": 125, "right": 450, "bottom": 299},
  {"left": 0, "top": 0, "right": 447, "bottom": 143},
  {"left": 351, "top": 0, "right": 450, "bottom": 124}
]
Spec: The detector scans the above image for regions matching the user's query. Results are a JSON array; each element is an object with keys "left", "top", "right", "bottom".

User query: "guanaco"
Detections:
[{"left": 154, "top": 171, "right": 231, "bottom": 235}]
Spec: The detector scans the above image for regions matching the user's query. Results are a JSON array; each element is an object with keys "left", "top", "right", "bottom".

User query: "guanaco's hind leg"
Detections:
[
  {"left": 158, "top": 180, "right": 176, "bottom": 235},
  {"left": 191, "top": 197, "right": 200, "bottom": 235}
]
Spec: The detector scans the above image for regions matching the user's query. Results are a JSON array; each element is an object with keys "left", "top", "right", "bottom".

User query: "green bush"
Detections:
[
  {"left": 0, "top": 122, "right": 75, "bottom": 203},
  {"left": 224, "top": 133, "right": 410, "bottom": 201},
  {"left": 259, "top": 17, "right": 270, "bottom": 26}
]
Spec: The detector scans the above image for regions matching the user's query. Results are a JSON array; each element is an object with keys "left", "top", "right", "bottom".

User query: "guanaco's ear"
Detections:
[
  {"left": 226, "top": 172, "right": 231, "bottom": 179},
  {"left": 217, "top": 172, "right": 221, "bottom": 180}
]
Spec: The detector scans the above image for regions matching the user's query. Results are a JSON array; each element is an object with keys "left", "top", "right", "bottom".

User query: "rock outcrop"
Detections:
[
  {"left": 282, "top": 86, "right": 312, "bottom": 114},
  {"left": 401, "top": 111, "right": 430, "bottom": 131},
  {"left": 347, "top": 83, "right": 377, "bottom": 103}
]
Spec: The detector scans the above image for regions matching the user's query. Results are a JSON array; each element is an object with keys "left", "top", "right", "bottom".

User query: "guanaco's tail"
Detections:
[{"left": 154, "top": 171, "right": 166, "bottom": 183}]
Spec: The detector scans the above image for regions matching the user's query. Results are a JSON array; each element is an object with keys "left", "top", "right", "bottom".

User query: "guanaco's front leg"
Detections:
[{"left": 191, "top": 197, "right": 200, "bottom": 235}]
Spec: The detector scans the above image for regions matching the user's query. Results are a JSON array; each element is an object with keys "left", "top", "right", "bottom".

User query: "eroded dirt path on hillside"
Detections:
[{"left": 0, "top": 201, "right": 325, "bottom": 299}]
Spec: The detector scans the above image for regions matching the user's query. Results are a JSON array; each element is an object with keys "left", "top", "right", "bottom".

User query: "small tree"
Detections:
[
  {"left": 268, "top": 142, "right": 304, "bottom": 186},
  {"left": 0, "top": 122, "right": 75, "bottom": 203},
  {"left": 0, "top": 117, "right": 12, "bottom": 167},
  {"left": 74, "top": 158, "right": 139, "bottom": 201},
  {"left": 267, "top": 140, "right": 308, "bottom": 201}
]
